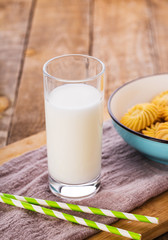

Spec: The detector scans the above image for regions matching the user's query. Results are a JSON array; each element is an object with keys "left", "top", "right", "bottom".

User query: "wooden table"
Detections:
[{"left": 0, "top": 0, "right": 168, "bottom": 239}]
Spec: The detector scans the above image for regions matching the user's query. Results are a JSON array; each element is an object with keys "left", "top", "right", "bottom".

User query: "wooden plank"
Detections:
[
  {"left": 7, "top": 0, "right": 90, "bottom": 144},
  {"left": 0, "top": 0, "right": 33, "bottom": 147},
  {"left": 91, "top": 0, "right": 157, "bottom": 105},
  {"left": 0, "top": 131, "right": 46, "bottom": 166},
  {"left": 147, "top": 0, "right": 168, "bottom": 73}
]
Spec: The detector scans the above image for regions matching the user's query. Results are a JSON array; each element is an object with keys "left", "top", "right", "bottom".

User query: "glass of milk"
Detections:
[{"left": 43, "top": 54, "right": 105, "bottom": 199}]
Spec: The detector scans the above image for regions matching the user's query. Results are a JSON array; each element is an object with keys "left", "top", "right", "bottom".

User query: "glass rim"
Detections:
[{"left": 43, "top": 54, "right": 105, "bottom": 83}]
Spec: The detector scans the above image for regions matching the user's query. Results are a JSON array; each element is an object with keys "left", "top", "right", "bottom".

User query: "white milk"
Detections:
[{"left": 45, "top": 84, "right": 103, "bottom": 184}]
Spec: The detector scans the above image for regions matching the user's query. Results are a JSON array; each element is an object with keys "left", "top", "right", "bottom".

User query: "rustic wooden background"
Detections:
[
  {"left": 0, "top": 0, "right": 168, "bottom": 239},
  {"left": 1, "top": 0, "right": 168, "bottom": 147}
]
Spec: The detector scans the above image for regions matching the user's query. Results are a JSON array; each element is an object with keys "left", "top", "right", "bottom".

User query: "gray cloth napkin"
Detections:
[{"left": 0, "top": 120, "right": 168, "bottom": 240}]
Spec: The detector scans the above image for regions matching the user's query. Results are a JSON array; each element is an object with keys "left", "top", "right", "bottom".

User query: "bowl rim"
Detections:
[{"left": 108, "top": 73, "right": 168, "bottom": 144}]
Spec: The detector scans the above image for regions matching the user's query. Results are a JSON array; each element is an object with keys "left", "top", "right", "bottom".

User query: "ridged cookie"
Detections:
[{"left": 120, "top": 103, "right": 158, "bottom": 132}]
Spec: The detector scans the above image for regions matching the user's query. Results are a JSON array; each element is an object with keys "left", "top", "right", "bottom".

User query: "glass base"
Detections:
[{"left": 49, "top": 175, "right": 101, "bottom": 200}]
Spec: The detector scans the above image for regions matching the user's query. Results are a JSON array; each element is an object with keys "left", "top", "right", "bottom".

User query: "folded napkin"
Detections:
[{"left": 0, "top": 120, "right": 168, "bottom": 240}]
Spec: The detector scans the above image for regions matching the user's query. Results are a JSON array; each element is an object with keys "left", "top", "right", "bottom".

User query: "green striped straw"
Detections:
[
  {"left": 0, "top": 195, "right": 141, "bottom": 240},
  {"left": 0, "top": 192, "right": 158, "bottom": 224}
]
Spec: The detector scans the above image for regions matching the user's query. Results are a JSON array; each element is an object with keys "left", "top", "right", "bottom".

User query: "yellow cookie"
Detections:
[
  {"left": 120, "top": 103, "right": 158, "bottom": 132},
  {"left": 151, "top": 90, "right": 168, "bottom": 107},
  {"left": 155, "top": 122, "right": 168, "bottom": 140},
  {"left": 157, "top": 106, "right": 165, "bottom": 121},
  {"left": 160, "top": 106, "right": 168, "bottom": 121},
  {"left": 142, "top": 122, "right": 161, "bottom": 138}
]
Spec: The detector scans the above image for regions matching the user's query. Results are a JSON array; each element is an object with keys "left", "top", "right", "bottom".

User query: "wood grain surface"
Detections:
[
  {"left": 92, "top": 0, "right": 157, "bottom": 95},
  {"left": 147, "top": 0, "right": 168, "bottom": 73},
  {"left": 0, "top": 0, "right": 168, "bottom": 239},
  {"left": 1, "top": 0, "right": 168, "bottom": 144},
  {"left": 7, "top": 0, "right": 91, "bottom": 144},
  {"left": 0, "top": 0, "right": 33, "bottom": 147}
]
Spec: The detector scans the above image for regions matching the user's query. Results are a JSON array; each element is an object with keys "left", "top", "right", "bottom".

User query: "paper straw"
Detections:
[
  {"left": 0, "top": 195, "right": 141, "bottom": 240},
  {"left": 0, "top": 192, "right": 158, "bottom": 224}
]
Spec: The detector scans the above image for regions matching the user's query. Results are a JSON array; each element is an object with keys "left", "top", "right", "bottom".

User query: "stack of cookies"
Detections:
[{"left": 120, "top": 91, "right": 168, "bottom": 140}]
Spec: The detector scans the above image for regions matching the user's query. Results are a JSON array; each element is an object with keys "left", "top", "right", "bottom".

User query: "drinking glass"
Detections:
[{"left": 43, "top": 54, "right": 105, "bottom": 199}]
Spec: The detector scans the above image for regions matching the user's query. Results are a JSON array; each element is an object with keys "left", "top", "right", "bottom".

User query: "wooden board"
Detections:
[
  {"left": 88, "top": 191, "right": 168, "bottom": 240},
  {"left": 92, "top": 0, "right": 158, "bottom": 103},
  {"left": 0, "top": 119, "right": 168, "bottom": 240},
  {"left": 5, "top": 0, "right": 168, "bottom": 145},
  {"left": 0, "top": 0, "right": 33, "bottom": 147},
  {"left": 147, "top": 0, "right": 168, "bottom": 73}
]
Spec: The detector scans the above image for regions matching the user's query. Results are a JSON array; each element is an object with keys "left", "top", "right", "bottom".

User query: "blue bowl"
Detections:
[{"left": 108, "top": 74, "right": 168, "bottom": 165}]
